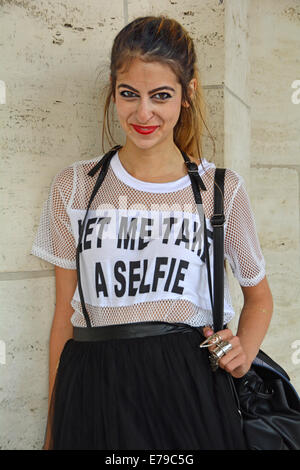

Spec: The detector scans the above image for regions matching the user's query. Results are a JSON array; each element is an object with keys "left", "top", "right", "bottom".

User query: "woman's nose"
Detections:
[{"left": 135, "top": 98, "right": 154, "bottom": 123}]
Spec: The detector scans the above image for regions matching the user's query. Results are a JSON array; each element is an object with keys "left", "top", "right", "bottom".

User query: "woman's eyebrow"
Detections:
[{"left": 117, "top": 84, "right": 176, "bottom": 94}]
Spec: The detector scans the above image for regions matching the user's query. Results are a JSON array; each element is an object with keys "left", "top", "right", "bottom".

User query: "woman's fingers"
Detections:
[
  {"left": 202, "top": 328, "right": 234, "bottom": 353},
  {"left": 202, "top": 326, "right": 214, "bottom": 337},
  {"left": 218, "top": 341, "right": 243, "bottom": 368},
  {"left": 202, "top": 329, "right": 250, "bottom": 377},
  {"left": 202, "top": 327, "right": 234, "bottom": 341}
]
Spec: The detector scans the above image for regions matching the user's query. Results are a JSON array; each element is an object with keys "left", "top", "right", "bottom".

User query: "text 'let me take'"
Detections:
[{"left": 75, "top": 213, "right": 213, "bottom": 300}]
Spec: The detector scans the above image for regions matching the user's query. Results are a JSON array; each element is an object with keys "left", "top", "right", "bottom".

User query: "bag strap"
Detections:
[
  {"left": 211, "top": 168, "right": 226, "bottom": 333},
  {"left": 179, "top": 150, "right": 214, "bottom": 315},
  {"left": 180, "top": 156, "right": 227, "bottom": 332}
]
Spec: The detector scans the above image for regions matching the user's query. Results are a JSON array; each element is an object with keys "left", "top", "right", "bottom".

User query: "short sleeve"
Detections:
[
  {"left": 31, "top": 166, "right": 77, "bottom": 269},
  {"left": 224, "top": 176, "right": 266, "bottom": 286}
]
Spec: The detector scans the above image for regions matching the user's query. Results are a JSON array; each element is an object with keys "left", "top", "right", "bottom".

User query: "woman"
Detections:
[{"left": 31, "top": 16, "right": 273, "bottom": 450}]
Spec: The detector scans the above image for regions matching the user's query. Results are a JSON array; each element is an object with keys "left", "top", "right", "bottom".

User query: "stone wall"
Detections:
[
  {"left": 0, "top": 0, "right": 299, "bottom": 450},
  {"left": 249, "top": 0, "right": 300, "bottom": 390}
]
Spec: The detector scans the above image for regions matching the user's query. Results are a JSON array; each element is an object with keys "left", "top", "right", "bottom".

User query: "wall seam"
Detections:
[
  {"left": 0, "top": 271, "right": 54, "bottom": 281},
  {"left": 203, "top": 83, "right": 250, "bottom": 110},
  {"left": 123, "top": 0, "right": 128, "bottom": 25},
  {"left": 223, "top": 83, "right": 250, "bottom": 110}
]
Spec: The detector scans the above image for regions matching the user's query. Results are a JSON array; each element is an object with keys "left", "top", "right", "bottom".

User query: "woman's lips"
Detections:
[{"left": 131, "top": 124, "right": 159, "bottom": 135}]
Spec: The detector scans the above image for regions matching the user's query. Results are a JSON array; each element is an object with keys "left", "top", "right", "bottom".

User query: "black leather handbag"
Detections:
[{"left": 208, "top": 168, "right": 300, "bottom": 450}]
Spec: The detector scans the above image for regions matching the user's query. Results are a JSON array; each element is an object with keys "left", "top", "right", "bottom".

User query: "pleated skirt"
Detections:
[{"left": 44, "top": 322, "right": 247, "bottom": 450}]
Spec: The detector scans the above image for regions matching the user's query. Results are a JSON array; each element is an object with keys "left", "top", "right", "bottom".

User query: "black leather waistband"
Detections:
[{"left": 73, "top": 321, "right": 203, "bottom": 342}]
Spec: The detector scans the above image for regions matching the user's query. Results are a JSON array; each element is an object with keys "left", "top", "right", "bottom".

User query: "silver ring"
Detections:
[
  {"left": 208, "top": 340, "right": 233, "bottom": 371},
  {"left": 211, "top": 340, "right": 233, "bottom": 359},
  {"left": 218, "top": 340, "right": 233, "bottom": 355},
  {"left": 199, "top": 333, "right": 222, "bottom": 348}
]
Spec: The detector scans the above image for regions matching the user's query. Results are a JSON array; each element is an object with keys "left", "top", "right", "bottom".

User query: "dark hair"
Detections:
[{"left": 102, "top": 15, "right": 215, "bottom": 162}]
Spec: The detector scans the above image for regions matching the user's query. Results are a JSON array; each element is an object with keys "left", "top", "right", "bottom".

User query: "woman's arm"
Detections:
[
  {"left": 48, "top": 267, "right": 77, "bottom": 404},
  {"left": 44, "top": 266, "right": 77, "bottom": 449},
  {"left": 203, "top": 276, "right": 273, "bottom": 378},
  {"left": 236, "top": 276, "right": 273, "bottom": 365}
]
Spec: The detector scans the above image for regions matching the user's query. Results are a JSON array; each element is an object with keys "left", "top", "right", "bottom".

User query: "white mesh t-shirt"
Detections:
[{"left": 31, "top": 151, "right": 266, "bottom": 328}]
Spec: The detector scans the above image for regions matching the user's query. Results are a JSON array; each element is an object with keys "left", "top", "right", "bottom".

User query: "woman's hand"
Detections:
[{"left": 202, "top": 327, "right": 252, "bottom": 378}]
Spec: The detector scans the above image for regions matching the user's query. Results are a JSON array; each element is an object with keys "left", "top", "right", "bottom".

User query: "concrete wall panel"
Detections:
[
  {"left": 1, "top": 0, "right": 299, "bottom": 449},
  {"left": 0, "top": 276, "right": 55, "bottom": 450}
]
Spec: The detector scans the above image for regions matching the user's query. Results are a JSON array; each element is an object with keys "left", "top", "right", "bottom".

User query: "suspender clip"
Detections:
[{"left": 185, "top": 161, "right": 199, "bottom": 173}]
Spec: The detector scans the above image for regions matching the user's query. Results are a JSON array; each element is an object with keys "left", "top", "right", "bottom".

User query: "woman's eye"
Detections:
[
  {"left": 120, "top": 90, "right": 137, "bottom": 98},
  {"left": 119, "top": 91, "right": 172, "bottom": 100},
  {"left": 153, "top": 92, "right": 171, "bottom": 101}
]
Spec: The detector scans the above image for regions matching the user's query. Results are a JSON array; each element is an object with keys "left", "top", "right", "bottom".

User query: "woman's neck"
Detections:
[{"left": 117, "top": 140, "right": 199, "bottom": 183}]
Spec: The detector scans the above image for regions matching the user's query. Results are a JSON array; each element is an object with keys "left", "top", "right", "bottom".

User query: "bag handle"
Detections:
[
  {"left": 211, "top": 168, "right": 226, "bottom": 333},
  {"left": 179, "top": 151, "right": 214, "bottom": 318},
  {"left": 185, "top": 163, "right": 226, "bottom": 333}
]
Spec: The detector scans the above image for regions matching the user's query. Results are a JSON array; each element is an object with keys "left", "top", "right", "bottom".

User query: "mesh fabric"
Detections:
[{"left": 31, "top": 152, "right": 266, "bottom": 327}]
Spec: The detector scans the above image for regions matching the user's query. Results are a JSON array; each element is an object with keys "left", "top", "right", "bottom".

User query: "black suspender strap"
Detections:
[{"left": 76, "top": 145, "right": 122, "bottom": 327}]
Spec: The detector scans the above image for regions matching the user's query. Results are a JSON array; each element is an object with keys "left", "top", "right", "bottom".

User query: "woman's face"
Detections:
[{"left": 113, "top": 58, "right": 185, "bottom": 151}]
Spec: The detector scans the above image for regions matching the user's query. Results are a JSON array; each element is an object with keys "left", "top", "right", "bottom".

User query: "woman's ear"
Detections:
[{"left": 182, "top": 78, "right": 197, "bottom": 108}]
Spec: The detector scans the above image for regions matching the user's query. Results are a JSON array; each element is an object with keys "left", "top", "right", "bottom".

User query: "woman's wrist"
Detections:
[{"left": 237, "top": 337, "right": 259, "bottom": 367}]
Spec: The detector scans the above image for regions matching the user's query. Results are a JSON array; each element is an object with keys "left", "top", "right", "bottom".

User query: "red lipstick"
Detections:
[{"left": 131, "top": 125, "right": 159, "bottom": 135}]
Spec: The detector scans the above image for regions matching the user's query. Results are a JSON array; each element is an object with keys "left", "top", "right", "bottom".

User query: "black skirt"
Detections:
[{"left": 45, "top": 322, "right": 247, "bottom": 450}]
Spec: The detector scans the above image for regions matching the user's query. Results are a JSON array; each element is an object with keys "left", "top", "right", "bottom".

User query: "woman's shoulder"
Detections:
[
  {"left": 46, "top": 155, "right": 104, "bottom": 210},
  {"left": 201, "top": 158, "right": 243, "bottom": 180},
  {"left": 199, "top": 159, "right": 246, "bottom": 219},
  {"left": 201, "top": 159, "right": 245, "bottom": 194},
  {"left": 51, "top": 154, "right": 104, "bottom": 188}
]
